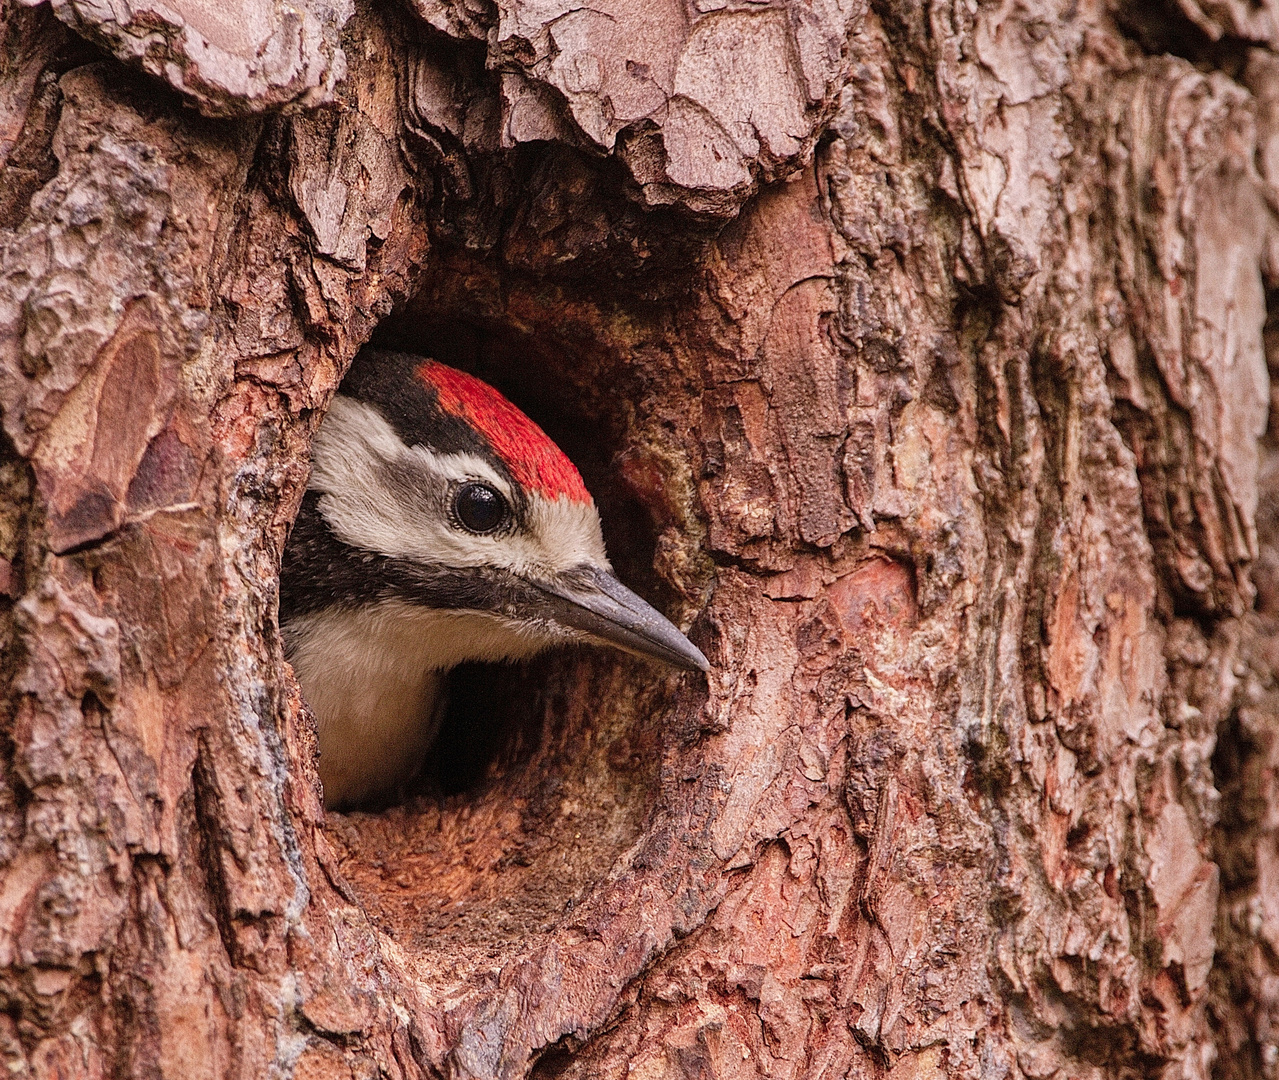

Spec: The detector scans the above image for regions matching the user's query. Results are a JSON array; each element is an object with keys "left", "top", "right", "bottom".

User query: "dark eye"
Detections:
[{"left": 453, "top": 482, "right": 509, "bottom": 534}]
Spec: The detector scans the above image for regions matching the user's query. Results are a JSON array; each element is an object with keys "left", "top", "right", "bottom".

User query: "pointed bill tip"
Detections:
[
  {"left": 649, "top": 625, "right": 711, "bottom": 673},
  {"left": 683, "top": 640, "right": 713, "bottom": 673},
  {"left": 536, "top": 566, "right": 711, "bottom": 674}
]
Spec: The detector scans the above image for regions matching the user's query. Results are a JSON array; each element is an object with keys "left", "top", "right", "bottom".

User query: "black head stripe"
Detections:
[
  {"left": 280, "top": 493, "right": 552, "bottom": 626},
  {"left": 340, "top": 351, "right": 471, "bottom": 454},
  {"left": 338, "top": 349, "right": 530, "bottom": 518}
]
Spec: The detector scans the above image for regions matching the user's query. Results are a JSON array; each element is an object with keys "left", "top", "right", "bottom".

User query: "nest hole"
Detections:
[{"left": 313, "top": 305, "right": 695, "bottom": 973}]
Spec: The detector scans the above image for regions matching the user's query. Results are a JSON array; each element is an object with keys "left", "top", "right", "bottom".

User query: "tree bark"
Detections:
[{"left": 0, "top": 0, "right": 1277, "bottom": 1076}]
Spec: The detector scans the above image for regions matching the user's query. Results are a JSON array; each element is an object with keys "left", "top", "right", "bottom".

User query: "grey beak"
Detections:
[{"left": 535, "top": 565, "right": 710, "bottom": 672}]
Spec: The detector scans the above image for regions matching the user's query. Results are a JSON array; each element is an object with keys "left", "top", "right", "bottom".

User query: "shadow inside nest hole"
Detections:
[
  {"left": 322, "top": 648, "right": 670, "bottom": 964},
  {"left": 305, "top": 309, "right": 696, "bottom": 965}
]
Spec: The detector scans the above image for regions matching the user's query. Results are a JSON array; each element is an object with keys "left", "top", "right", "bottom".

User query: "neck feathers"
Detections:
[{"left": 284, "top": 600, "right": 554, "bottom": 808}]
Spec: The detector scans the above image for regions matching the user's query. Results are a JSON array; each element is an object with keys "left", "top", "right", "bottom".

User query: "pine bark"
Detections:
[{"left": 0, "top": 0, "right": 1277, "bottom": 1076}]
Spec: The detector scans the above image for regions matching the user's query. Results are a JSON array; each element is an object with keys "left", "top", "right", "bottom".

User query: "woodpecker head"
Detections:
[{"left": 280, "top": 349, "right": 709, "bottom": 678}]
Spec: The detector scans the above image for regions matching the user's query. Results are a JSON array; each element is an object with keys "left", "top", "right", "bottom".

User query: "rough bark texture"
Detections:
[{"left": 2, "top": 0, "right": 1279, "bottom": 1077}]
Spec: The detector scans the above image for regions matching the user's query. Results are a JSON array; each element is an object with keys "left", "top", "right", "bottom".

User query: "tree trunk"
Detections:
[{"left": 0, "top": 0, "right": 1277, "bottom": 1076}]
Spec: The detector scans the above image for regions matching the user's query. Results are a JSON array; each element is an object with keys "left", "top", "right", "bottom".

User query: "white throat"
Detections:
[{"left": 285, "top": 600, "right": 558, "bottom": 809}]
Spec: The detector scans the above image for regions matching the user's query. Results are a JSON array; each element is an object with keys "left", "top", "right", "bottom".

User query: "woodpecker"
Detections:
[{"left": 279, "top": 349, "right": 709, "bottom": 810}]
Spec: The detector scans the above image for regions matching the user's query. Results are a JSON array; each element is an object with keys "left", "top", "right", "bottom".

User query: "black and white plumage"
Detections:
[{"left": 280, "top": 350, "right": 709, "bottom": 810}]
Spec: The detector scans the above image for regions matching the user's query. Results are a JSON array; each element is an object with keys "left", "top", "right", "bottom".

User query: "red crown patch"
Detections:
[{"left": 416, "top": 361, "right": 592, "bottom": 504}]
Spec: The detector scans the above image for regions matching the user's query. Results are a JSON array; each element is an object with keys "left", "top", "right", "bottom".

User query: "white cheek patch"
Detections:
[
  {"left": 526, "top": 491, "right": 610, "bottom": 570},
  {"left": 310, "top": 395, "right": 611, "bottom": 577}
]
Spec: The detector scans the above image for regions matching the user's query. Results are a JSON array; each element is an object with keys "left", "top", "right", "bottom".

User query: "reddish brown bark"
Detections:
[{"left": 1, "top": 0, "right": 1279, "bottom": 1077}]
